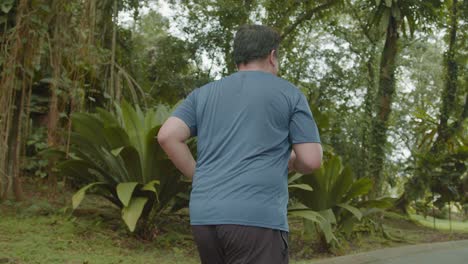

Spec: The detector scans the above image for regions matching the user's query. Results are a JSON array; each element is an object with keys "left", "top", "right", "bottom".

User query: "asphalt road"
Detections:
[{"left": 309, "top": 240, "right": 468, "bottom": 264}]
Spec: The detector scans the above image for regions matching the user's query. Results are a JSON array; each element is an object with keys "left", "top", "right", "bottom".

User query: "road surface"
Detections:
[{"left": 308, "top": 239, "right": 468, "bottom": 264}]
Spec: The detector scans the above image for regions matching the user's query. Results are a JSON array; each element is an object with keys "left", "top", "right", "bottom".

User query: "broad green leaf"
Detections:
[
  {"left": 119, "top": 146, "right": 143, "bottom": 182},
  {"left": 72, "top": 182, "right": 105, "bottom": 209},
  {"left": 288, "top": 173, "right": 303, "bottom": 184},
  {"left": 121, "top": 100, "right": 145, "bottom": 155},
  {"left": 141, "top": 180, "right": 160, "bottom": 193},
  {"left": 99, "top": 146, "right": 130, "bottom": 182},
  {"left": 288, "top": 210, "right": 325, "bottom": 223},
  {"left": 72, "top": 113, "right": 109, "bottom": 148},
  {"left": 337, "top": 203, "right": 362, "bottom": 221},
  {"left": 319, "top": 209, "right": 336, "bottom": 224},
  {"left": 117, "top": 182, "right": 139, "bottom": 207},
  {"left": 96, "top": 108, "right": 119, "bottom": 127},
  {"left": 111, "top": 147, "right": 124, "bottom": 156},
  {"left": 318, "top": 219, "right": 336, "bottom": 244},
  {"left": 103, "top": 126, "right": 130, "bottom": 149},
  {"left": 294, "top": 209, "right": 336, "bottom": 244},
  {"left": 288, "top": 184, "right": 313, "bottom": 191},
  {"left": 154, "top": 104, "right": 171, "bottom": 126},
  {"left": 122, "top": 197, "right": 148, "bottom": 232},
  {"left": 344, "top": 178, "right": 372, "bottom": 201},
  {"left": 330, "top": 166, "right": 353, "bottom": 204},
  {"left": 287, "top": 202, "right": 308, "bottom": 211},
  {"left": 58, "top": 159, "right": 102, "bottom": 182},
  {"left": 375, "top": 0, "right": 381, "bottom": 6},
  {"left": 384, "top": 0, "right": 392, "bottom": 7}
]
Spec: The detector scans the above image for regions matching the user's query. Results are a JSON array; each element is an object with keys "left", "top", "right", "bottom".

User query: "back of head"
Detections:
[{"left": 233, "top": 25, "right": 281, "bottom": 66}]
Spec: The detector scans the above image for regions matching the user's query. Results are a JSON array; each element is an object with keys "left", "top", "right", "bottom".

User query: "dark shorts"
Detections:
[{"left": 192, "top": 225, "right": 289, "bottom": 264}]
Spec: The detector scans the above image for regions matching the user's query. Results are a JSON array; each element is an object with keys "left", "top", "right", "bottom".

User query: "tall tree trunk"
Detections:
[
  {"left": 0, "top": 0, "right": 42, "bottom": 200},
  {"left": 109, "top": 0, "right": 118, "bottom": 106},
  {"left": 47, "top": 0, "right": 66, "bottom": 192},
  {"left": 368, "top": 16, "right": 399, "bottom": 198},
  {"left": 8, "top": 78, "right": 28, "bottom": 201},
  {"left": 359, "top": 52, "right": 378, "bottom": 179},
  {"left": 430, "top": 0, "right": 459, "bottom": 154}
]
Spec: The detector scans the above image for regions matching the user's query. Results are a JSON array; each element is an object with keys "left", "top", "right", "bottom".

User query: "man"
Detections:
[{"left": 158, "top": 24, "right": 322, "bottom": 264}]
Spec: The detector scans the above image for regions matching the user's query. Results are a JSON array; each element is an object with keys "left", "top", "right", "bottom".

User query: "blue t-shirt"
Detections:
[{"left": 172, "top": 70, "right": 320, "bottom": 231}]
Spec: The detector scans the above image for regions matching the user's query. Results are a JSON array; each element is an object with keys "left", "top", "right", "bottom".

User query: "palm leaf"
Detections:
[
  {"left": 72, "top": 182, "right": 106, "bottom": 209},
  {"left": 117, "top": 182, "right": 139, "bottom": 207},
  {"left": 344, "top": 178, "right": 373, "bottom": 201},
  {"left": 122, "top": 197, "right": 148, "bottom": 232},
  {"left": 289, "top": 184, "right": 313, "bottom": 191},
  {"left": 337, "top": 203, "right": 362, "bottom": 221}
]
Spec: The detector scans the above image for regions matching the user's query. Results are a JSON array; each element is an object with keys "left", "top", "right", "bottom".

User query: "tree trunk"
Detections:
[
  {"left": 47, "top": 0, "right": 66, "bottom": 192},
  {"left": 368, "top": 15, "right": 399, "bottom": 198},
  {"left": 430, "top": 0, "right": 458, "bottom": 155},
  {"left": 0, "top": 0, "right": 40, "bottom": 201},
  {"left": 360, "top": 53, "right": 378, "bottom": 179},
  {"left": 109, "top": 0, "right": 118, "bottom": 106}
]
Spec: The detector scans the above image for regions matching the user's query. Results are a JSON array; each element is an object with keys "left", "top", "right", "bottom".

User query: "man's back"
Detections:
[
  {"left": 159, "top": 24, "right": 321, "bottom": 264},
  {"left": 173, "top": 70, "right": 320, "bottom": 231}
]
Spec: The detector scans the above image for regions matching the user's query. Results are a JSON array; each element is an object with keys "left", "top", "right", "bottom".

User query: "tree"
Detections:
[
  {"left": 130, "top": 10, "right": 211, "bottom": 104},
  {"left": 397, "top": 0, "right": 467, "bottom": 211},
  {"left": 0, "top": 0, "right": 145, "bottom": 200},
  {"left": 0, "top": 0, "right": 48, "bottom": 200},
  {"left": 366, "top": 0, "right": 441, "bottom": 198}
]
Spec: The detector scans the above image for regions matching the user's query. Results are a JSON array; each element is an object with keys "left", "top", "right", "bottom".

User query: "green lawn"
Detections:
[
  {"left": 0, "top": 213, "right": 199, "bottom": 264},
  {"left": 1, "top": 197, "right": 467, "bottom": 264},
  {"left": 410, "top": 214, "right": 468, "bottom": 232}
]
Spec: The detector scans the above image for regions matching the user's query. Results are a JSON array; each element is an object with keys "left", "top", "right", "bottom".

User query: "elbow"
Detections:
[
  {"left": 303, "top": 159, "right": 321, "bottom": 174},
  {"left": 296, "top": 156, "right": 321, "bottom": 174},
  {"left": 293, "top": 161, "right": 320, "bottom": 175},
  {"left": 157, "top": 128, "right": 171, "bottom": 147}
]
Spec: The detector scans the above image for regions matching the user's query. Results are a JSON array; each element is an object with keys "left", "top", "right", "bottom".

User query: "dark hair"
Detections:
[{"left": 233, "top": 25, "right": 281, "bottom": 65}]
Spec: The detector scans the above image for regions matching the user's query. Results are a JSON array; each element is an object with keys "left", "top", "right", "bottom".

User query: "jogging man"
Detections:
[{"left": 158, "top": 24, "right": 322, "bottom": 264}]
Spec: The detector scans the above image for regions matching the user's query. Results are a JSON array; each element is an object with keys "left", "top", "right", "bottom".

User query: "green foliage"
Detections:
[
  {"left": 59, "top": 101, "right": 191, "bottom": 234},
  {"left": 0, "top": 0, "right": 14, "bottom": 14},
  {"left": 130, "top": 10, "right": 212, "bottom": 104},
  {"left": 288, "top": 174, "right": 337, "bottom": 244},
  {"left": 22, "top": 127, "right": 49, "bottom": 178},
  {"left": 289, "top": 154, "right": 394, "bottom": 248}
]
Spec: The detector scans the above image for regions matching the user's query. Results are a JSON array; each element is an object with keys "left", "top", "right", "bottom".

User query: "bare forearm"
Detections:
[
  {"left": 289, "top": 149, "right": 312, "bottom": 174},
  {"left": 160, "top": 140, "right": 196, "bottom": 179},
  {"left": 291, "top": 143, "right": 322, "bottom": 174}
]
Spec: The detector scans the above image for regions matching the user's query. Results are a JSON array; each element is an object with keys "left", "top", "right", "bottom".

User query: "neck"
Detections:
[{"left": 237, "top": 61, "right": 274, "bottom": 75}]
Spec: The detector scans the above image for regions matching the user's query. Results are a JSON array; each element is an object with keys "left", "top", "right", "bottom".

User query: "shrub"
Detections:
[{"left": 58, "top": 101, "right": 192, "bottom": 235}]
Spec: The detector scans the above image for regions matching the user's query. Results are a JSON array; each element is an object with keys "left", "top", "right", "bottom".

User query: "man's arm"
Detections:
[
  {"left": 157, "top": 117, "right": 196, "bottom": 179},
  {"left": 289, "top": 143, "right": 322, "bottom": 174}
]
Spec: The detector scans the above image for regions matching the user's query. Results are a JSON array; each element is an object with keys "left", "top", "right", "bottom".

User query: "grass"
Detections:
[
  {"left": 0, "top": 197, "right": 199, "bottom": 264},
  {"left": 1, "top": 188, "right": 468, "bottom": 264},
  {"left": 410, "top": 214, "right": 468, "bottom": 232}
]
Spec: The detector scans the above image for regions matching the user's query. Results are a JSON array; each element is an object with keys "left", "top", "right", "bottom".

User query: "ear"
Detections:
[{"left": 268, "top": 50, "right": 277, "bottom": 67}]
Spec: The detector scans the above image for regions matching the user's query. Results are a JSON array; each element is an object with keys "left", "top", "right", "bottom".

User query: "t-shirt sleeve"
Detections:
[
  {"left": 289, "top": 93, "right": 321, "bottom": 144},
  {"left": 172, "top": 89, "right": 198, "bottom": 137}
]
